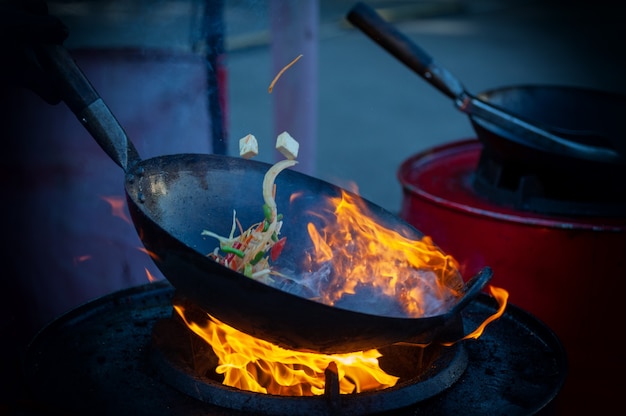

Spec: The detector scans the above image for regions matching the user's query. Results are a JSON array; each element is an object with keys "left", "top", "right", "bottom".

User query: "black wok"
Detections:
[
  {"left": 470, "top": 85, "right": 626, "bottom": 199},
  {"left": 37, "top": 44, "right": 492, "bottom": 354}
]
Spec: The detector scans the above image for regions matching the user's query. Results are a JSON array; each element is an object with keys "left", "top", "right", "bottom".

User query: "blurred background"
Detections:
[{"left": 1, "top": 0, "right": 625, "bottom": 414}]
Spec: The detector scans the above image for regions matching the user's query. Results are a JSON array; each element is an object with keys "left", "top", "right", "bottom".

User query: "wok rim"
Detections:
[{"left": 471, "top": 83, "right": 626, "bottom": 165}]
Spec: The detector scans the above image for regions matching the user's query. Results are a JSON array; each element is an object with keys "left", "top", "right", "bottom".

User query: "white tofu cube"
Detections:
[
  {"left": 239, "top": 134, "right": 258, "bottom": 159},
  {"left": 275, "top": 131, "right": 299, "bottom": 160}
]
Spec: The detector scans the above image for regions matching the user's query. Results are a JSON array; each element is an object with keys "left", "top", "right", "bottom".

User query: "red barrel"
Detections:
[{"left": 398, "top": 139, "right": 626, "bottom": 415}]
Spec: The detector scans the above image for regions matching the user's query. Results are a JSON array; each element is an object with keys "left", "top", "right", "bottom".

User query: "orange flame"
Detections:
[
  {"left": 137, "top": 246, "right": 160, "bottom": 261},
  {"left": 303, "top": 190, "right": 464, "bottom": 318},
  {"left": 100, "top": 195, "right": 130, "bottom": 223},
  {"left": 72, "top": 254, "right": 92, "bottom": 265},
  {"left": 174, "top": 304, "right": 399, "bottom": 396},
  {"left": 172, "top": 187, "right": 508, "bottom": 395},
  {"left": 144, "top": 268, "right": 159, "bottom": 282},
  {"left": 441, "top": 285, "right": 508, "bottom": 346}
]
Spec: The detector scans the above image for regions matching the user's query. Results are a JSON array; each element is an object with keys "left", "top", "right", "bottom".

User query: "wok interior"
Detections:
[
  {"left": 126, "top": 155, "right": 418, "bottom": 262},
  {"left": 125, "top": 154, "right": 438, "bottom": 300}
]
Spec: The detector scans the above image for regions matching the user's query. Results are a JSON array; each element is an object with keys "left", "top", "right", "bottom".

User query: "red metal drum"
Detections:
[{"left": 398, "top": 139, "right": 626, "bottom": 415}]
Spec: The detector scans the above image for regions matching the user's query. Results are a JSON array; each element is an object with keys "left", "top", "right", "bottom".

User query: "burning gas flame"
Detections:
[
  {"left": 174, "top": 304, "right": 399, "bottom": 396},
  {"left": 72, "top": 254, "right": 92, "bottom": 265},
  {"left": 173, "top": 186, "right": 508, "bottom": 396},
  {"left": 144, "top": 268, "right": 159, "bottom": 282},
  {"left": 100, "top": 195, "right": 130, "bottom": 223},
  {"left": 137, "top": 246, "right": 160, "bottom": 261},
  {"left": 303, "top": 189, "right": 465, "bottom": 318},
  {"left": 442, "top": 285, "right": 508, "bottom": 346}
]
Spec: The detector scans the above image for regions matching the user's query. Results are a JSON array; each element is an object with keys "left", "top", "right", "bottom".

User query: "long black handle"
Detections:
[
  {"left": 346, "top": 1, "right": 464, "bottom": 99},
  {"left": 37, "top": 44, "right": 141, "bottom": 172}
]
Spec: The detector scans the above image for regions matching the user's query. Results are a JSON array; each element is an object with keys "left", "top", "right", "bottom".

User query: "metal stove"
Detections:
[{"left": 21, "top": 280, "right": 565, "bottom": 415}]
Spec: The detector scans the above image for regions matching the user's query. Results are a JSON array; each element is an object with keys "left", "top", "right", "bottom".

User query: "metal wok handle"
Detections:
[
  {"left": 449, "top": 266, "right": 492, "bottom": 316},
  {"left": 36, "top": 44, "right": 141, "bottom": 172},
  {"left": 346, "top": 2, "right": 623, "bottom": 165}
]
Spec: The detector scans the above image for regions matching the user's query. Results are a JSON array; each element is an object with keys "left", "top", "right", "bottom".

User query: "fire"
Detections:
[
  {"left": 174, "top": 304, "right": 399, "bottom": 396},
  {"left": 302, "top": 189, "right": 465, "bottom": 318},
  {"left": 171, "top": 186, "right": 508, "bottom": 396},
  {"left": 442, "top": 285, "right": 509, "bottom": 346},
  {"left": 72, "top": 254, "right": 92, "bottom": 265},
  {"left": 137, "top": 246, "right": 160, "bottom": 261},
  {"left": 100, "top": 195, "right": 130, "bottom": 223},
  {"left": 144, "top": 268, "right": 160, "bottom": 282}
]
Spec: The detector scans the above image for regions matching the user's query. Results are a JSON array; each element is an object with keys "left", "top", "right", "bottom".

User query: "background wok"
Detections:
[
  {"left": 37, "top": 44, "right": 492, "bottom": 354},
  {"left": 470, "top": 85, "right": 626, "bottom": 208}
]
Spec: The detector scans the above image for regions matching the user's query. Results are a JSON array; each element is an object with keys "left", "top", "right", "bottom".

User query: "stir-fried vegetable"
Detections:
[{"left": 202, "top": 139, "right": 298, "bottom": 284}]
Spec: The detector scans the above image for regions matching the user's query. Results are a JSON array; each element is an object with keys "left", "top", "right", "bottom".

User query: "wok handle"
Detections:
[
  {"left": 452, "top": 266, "right": 492, "bottom": 315},
  {"left": 37, "top": 44, "right": 141, "bottom": 172},
  {"left": 346, "top": 2, "right": 464, "bottom": 99}
]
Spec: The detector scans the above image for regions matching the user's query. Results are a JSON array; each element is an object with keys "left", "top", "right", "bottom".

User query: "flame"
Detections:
[
  {"left": 441, "top": 285, "right": 508, "bottom": 346},
  {"left": 303, "top": 189, "right": 464, "bottom": 318},
  {"left": 169, "top": 187, "right": 508, "bottom": 396},
  {"left": 137, "top": 246, "right": 160, "bottom": 261},
  {"left": 100, "top": 195, "right": 130, "bottom": 223},
  {"left": 72, "top": 254, "right": 92, "bottom": 265},
  {"left": 144, "top": 268, "right": 159, "bottom": 282},
  {"left": 174, "top": 304, "right": 399, "bottom": 396}
]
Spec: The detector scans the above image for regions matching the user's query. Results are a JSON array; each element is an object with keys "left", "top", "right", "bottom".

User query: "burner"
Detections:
[
  {"left": 149, "top": 294, "right": 468, "bottom": 415},
  {"left": 473, "top": 145, "right": 626, "bottom": 217},
  {"left": 22, "top": 281, "right": 566, "bottom": 416}
]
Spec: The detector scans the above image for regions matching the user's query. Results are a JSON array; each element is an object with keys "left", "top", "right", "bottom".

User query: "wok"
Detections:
[
  {"left": 37, "top": 43, "right": 492, "bottom": 354},
  {"left": 470, "top": 85, "right": 626, "bottom": 208},
  {"left": 346, "top": 2, "right": 626, "bottom": 172}
]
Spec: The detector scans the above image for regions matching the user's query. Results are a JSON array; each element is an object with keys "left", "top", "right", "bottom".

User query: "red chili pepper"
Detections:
[{"left": 270, "top": 237, "right": 287, "bottom": 262}]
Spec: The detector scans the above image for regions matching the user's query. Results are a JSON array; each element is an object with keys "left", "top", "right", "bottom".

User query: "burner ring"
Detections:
[
  {"left": 22, "top": 281, "right": 566, "bottom": 416},
  {"left": 149, "top": 312, "right": 469, "bottom": 416}
]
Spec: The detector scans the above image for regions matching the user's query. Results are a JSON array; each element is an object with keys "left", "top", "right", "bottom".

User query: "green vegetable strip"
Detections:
[
  {"left": 222, "top": 245, "right": 245, "bottom": 258},
  {"left": 244, "top": 263, "right": 253, "bottom": 277},
  {"left": 250, "top": 250, "right": 265, "bottom": 265},
  {"left": 204, "top": 157, "right": 297, "bottom": 280},
  {"left": 262, "top": 204, "right": 272, "bottom": 222}
]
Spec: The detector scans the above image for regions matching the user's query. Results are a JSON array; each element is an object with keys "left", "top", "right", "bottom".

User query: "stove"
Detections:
[
  {"left": 21, "top": 280, "right": 565, "bottom": 415},
  {"left": 398, "top": 138, "right": 626, "bottom": 415}
]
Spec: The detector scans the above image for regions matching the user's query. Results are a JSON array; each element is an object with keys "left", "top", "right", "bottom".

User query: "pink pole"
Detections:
[{"left": 269, "top": 0, "right": 319, "bottom": 176}]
